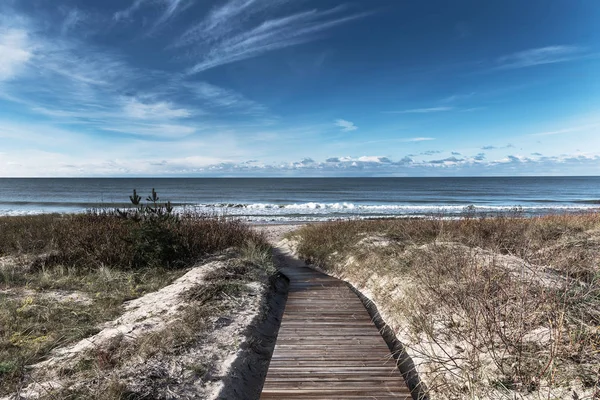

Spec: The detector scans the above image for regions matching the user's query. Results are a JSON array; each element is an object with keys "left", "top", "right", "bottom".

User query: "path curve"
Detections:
[{"left": 260, "top": 244, "right": 412, "bottom": 399}]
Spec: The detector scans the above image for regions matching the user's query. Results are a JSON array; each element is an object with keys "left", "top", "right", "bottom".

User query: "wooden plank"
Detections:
[
  {"left": 261, "top": 389, "right": 412, "bottom": 397},
  {"left": 265, "top": 370, "right": 401, "bottom": 375},
  {"left": 259, "top": 264, "right": 410, "bottom": 399},
  {"left": 267, "top": 361, "right": 397, "bottom": 366}
]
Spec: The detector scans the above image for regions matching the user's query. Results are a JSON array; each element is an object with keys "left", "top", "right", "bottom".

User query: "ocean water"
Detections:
[{"left": 1, "top": 177, "right": 599, "bottom": 222}]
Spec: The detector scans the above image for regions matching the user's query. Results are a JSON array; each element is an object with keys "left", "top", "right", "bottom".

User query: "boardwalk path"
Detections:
[{"left": 260, "top": 244, "right": 412, "bottom": 399}]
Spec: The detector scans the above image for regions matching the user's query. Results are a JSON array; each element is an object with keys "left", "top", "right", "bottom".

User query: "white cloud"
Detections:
[
  {"left": 123, "top": 98, "right": 193, "bottom": 119},
  {"left": 481, "top": 144, "right": 514, "bottom": 150},
  {"left": 102, "top": 123, "right": 196, "bottom": 138},
  {"left": 2, "top": 120, "right": 599, "bottom": 177},
  {"left": 114, "top": 0, "right": 190, "bottom": 26},
  {"left": 404, "top": 137, "right": 434, "bottom": 142},
  {"left": 153, "top": 0, "right": 190, "bottom": 28},
  {"left": 0, "top": 149, "right": 228, "bottom": 177},
  {"left": 60, "top": 8, "right": 86, "bottom": 35},
  {"left": 176, "top": 2, "right": 370, "bottom": 74},
  {"left": 190, "top": 153, "right": 600, "bottom": 176},
  {"left": 497, "top": 46, "right": 585, "bottom": 69},
  {"left": 357, "top": 156, "right": 390, "bottom": 163},
  {"left": 335, "top": 119, "right": 358, "bottom": 132},
  {"left": 189, "top": 82, "right": 268, "bottom": 115},
  {"left": 113, "top": 0, "right": 144, "bottom": 21},
  {"left": 161, "top": 155, "right": 227, "bottom": 169},
  {"left": 428, "top": 156, "right": 464, "bottom": 165},
  {"left": 532, "top": 123, "right": 600, "bottom": 136},
  {"left": 0, "top": 28, "right": 32, "bottom": 81},
  {"left": 387, "top": 107, "right": 453, "bottom": 114},
  {"left": 0, "top": 7, "right": 207, "bottom": 141},
  {"left": 0, "top": 120, "right": 85, "bottom": 146},
  {"left": 440, "top": 92, "right": 476, "bottom": 103}
]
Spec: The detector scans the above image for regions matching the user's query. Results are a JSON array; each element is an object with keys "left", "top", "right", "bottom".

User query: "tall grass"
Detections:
[
  {"left": 291, "top": 212, "right": 600, "bottom": 399},
  {"left": 0, "top": 210, "right": 267, "bottom": 273},
  {"left": 0, "top": 199, "right": 269, "bottom": 396},
  {"left": 296, "top": 212, "right": 600, "bottom": 283}
]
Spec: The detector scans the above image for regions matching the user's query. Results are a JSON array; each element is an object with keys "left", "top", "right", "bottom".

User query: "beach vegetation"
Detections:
[
  {"left": 0, "top": 190, "right": 270, "bottom": 396},
  {"left": 289, "top": 212, "right": 600, "bottom": 399}
]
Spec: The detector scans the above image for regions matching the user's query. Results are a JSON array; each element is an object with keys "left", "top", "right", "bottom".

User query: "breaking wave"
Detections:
[
  {"left": 180, "top": 202, "right": 599, "bottom": 222},
  {"left": 2, "top": 201, "right": 598, "bottom": 222}
]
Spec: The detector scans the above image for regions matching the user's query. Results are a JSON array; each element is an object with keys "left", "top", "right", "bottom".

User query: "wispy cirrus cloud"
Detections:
[
  {"left": 496, "top": 45, "right": 587, "bottom": 69},
  {"left": 335, "top": 119, "right": 358, "bottom": 132},
  {"left": 113, "top": 0, "right": 144, "bottom": 21},
  {"left": 188, "top": 82, "right": 268, "bottom": 116},
  {"left": 177, "top": 0, "right": 274, "bottom": 45},
  {"left": 532, "top": 123, "right": 600, "bottom": 136},
  {"left": 175, "top": 1, "right": 371, "bottom": 74},
  {"left": 0, "top": 28, "right": 32, "bottom": 81},
  {"left": 440, "top": 92, "right": 476, "bottom": 103},
  {"left": 60, "top": 7, "right": 86, "bottom": 36},
  {"left": 0, "top": 0, "right": 365, "bottom": 153},
  {"left": 385, "top": 107, "right": 453, "bottom": 114},
  {"left": 0, "top": 6, "right": 218, "bottom": 141},
  {"left": 153, "top": 0, "right": 191, "bottom": 28},
  {"left": 359, "top": 137, "right": 435, "bottom": 145},
  {"left": 114, "top": 0, "right": 192, "bottom": 31},
  {"left": 123, "top": 98, "right": 193, "bottom": 120},
  {"left": 102, "top": 123, "right": 197, "bottom": 138},
  {"left": 0, "top": 15, "right": 270, "bottom": 141}
]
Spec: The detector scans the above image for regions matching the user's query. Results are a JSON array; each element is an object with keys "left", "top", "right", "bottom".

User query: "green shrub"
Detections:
[
  {"left": 0, "top": 189, "right": 268, "bottom": 271},
  {"left": 118, "top": 189, "right": 185, "bottom": 269}
]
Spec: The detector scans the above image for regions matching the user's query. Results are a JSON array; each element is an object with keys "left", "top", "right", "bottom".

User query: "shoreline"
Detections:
[{"left": 1, "top": 205, "right": 599, "bottom": 223}]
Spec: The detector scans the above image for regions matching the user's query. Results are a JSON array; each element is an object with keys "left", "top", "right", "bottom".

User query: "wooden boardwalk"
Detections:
[{"left": 260, "top": 254, "right": 412, "bottom": 399}]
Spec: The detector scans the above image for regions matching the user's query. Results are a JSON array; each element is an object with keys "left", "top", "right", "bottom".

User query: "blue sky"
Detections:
[{"left": 1, "top": 0, "right": 599, "bottom": 176}]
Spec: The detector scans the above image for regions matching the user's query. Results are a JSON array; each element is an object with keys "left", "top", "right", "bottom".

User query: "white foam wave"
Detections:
[
  {"left": 191, "top": 202, "right": 599, "bottom": 212},
  {"left": 0, "top": 209, "right": 54, "bottom": 216},
  {"left": 2, "top": 202, "right": 598, "bottom": 222},
  {"left": 175, "top": 202, "right": 600, "bottom": 222}
]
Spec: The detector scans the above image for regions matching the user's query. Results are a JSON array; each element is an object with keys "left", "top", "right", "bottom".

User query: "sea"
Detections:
[{"left": 1, "top": 177, "right": 599, "bottom": 223}]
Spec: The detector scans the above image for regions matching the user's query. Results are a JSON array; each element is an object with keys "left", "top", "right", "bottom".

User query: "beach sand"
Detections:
[{"left": 252, "top": 223, "right": 306, "bottom": 244}]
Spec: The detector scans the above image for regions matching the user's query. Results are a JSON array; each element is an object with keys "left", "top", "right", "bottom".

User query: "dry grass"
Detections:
[
  {"left": 0, "top": 265, "right": 183, "bottom": 396},
  {"left": 291, "top": 212, "right": 600, "bottom": 399},
  {"left": 0, "top": 212, "right": 269, "bottom": 397},
  {"left": 0, "top": 210, "right": 267, "bottom": 271},
  {"left": 33, "top": 246, "right": 275, "bottom": 400}
]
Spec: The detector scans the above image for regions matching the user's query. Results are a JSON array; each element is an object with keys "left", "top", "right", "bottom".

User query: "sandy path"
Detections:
[{"left": 252, "top": 224, "right": 305, "bottom": 244}]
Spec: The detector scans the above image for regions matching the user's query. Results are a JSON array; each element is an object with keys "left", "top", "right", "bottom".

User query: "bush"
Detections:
[
  {"left": 117, "top": 189, "right": 185, "bottom": 269},
  {"left": 0, "top": 189, "right": 267, "bottom": 271}
]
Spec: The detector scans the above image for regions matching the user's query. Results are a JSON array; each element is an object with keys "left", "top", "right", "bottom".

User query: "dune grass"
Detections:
[
  {"left": 34, "top": 248, "right": 276, "bottom": 400},
  {"left": 290, "top": 212, "right": 600, "bottom": 399},
  {"left": 0, "top": 209, "right": 269, "bottom": 396}
]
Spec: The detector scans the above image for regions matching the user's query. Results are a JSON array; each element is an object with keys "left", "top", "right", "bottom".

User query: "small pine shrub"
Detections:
[{"left": 118, "top": 189, "right": 185, "bottom": 269}]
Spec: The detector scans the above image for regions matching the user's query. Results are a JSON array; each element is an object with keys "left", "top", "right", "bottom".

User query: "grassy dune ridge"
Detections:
[
  {"left": 0, "top": 210, "right": 271, "bottom": 398},
  {"left": 290, "top": 213, "right": 600, "bottom": 399}
]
